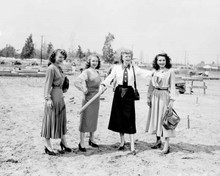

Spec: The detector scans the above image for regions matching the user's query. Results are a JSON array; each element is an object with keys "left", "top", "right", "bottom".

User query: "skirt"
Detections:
[
  {"left": 108, "top": 85, "right": 136, "bottom": 134},
  {"left": 79, "top": 89, "right": 100, "bottom": 132},
  {"left": 41, "top": 88, "right": 67, "bottom": 139},
  {"left": 146, "top": 89, "right": 175, "bottom": 138}
]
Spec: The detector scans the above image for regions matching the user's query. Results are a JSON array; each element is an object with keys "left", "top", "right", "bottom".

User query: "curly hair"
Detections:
[
  {"left": 85, "top": 54, "right": 101, "bottom": 69},
  {"left": 152, "top": 53, "right": 172, "bottom": 70},
  {"left": 48, "top": 49, "right": 67, "bottom": 66},
  {"left": 120, "top": 49, "right": 133, "bottom": 63}
]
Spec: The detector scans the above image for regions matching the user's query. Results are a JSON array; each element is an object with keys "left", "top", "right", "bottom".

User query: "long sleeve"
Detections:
[
  {"left": 44, "top": 67, "right": 54, "bottom": 100},
  {"left": 74, "top": 70, "right": 88, "bottom": 93},
  {"left": 102, "top": 65, "right": 117, "bottom": 87},
  {"left": 135, "top": 66, "right": 152, "bottom": 78},
  {"left": 169, "top": 69, "right": 176, "bottom": 101},
  {"left": 147, "top": 79, "right": 154, "bottom": 102}
]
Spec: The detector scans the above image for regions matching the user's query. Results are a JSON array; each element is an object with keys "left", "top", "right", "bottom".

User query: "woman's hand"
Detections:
[
  {"left": 99, "top": 84, "right": 106, "bottom": 94},
  {"left": 83, "top": 88, "right": 88, "bottom": 95},
  {"left": 46, "top": 99, "right": 53, "bottom": 108},
  {"left": 167, "top": 100, "right": 174, "bottom": 109},
  {"left": 147, "top": 100, "right": 151, "bottom": 108}
]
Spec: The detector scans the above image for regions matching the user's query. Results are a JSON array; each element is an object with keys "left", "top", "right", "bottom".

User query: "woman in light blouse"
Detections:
[
  {"left": 100, "top": 49, "right": 152, "bottom": 155},
  {"left": 146, "top": 53, "right": 176, "bottom": 154}
]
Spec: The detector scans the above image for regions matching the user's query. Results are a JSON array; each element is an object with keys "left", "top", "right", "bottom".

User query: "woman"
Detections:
[
  {"left": 74, "top": 54, "right": 101, "bottom": 152},
  {"left": 41, "top": 49, "right": 71, "bottom": 155},
  {"left": 100, "top": 49, "right": 152, "bottom": 155},
  {"left": 146, "top": 53, "right": 176, "bottom": 154}
]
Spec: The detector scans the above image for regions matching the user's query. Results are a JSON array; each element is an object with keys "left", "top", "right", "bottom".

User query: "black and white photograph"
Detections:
[{"left": 0, "top": 0, "right": 220, "bottom": 175}]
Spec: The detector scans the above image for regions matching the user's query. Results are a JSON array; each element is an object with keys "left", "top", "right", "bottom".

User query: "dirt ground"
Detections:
[{"left": 0, "top": 74, "right": 220, "bottom": 176}]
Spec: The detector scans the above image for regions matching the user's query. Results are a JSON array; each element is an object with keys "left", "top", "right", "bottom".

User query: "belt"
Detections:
[{"left": 155, "top": 87, "right": 168, "bottom": 91}]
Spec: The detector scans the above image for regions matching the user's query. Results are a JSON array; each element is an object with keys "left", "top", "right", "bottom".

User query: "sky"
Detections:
[{"left": 0, "top": 0, "right": 220, "bottom": 64}]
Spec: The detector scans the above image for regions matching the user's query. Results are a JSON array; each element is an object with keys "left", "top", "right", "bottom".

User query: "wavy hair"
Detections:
[
  {"left": 120, "top": 49, "right": 133, "bottom": 63},
  {"left": 152, "top": 53, "right": 172, "bottom": 70},
  {"left": 85, "top": 54, "right": 101, "bottom": 69},
  {"left": 48, "top": 49, "right": 67, "bottom": 66}
]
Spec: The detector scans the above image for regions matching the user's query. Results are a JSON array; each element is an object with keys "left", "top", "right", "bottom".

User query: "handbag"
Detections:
[
  {"left": 62, "top": 76, "right": 69, "bottom": 91},
  {"left": 132, "top": 66, "right": 140, "bottom": 101},
  {"left": 162, "top": 108, "right": 180, "bottom": 130}
]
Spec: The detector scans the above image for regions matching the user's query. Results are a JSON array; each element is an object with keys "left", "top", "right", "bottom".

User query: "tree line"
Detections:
[{"left": 0, "top": 33, "right": 116, "bottom": 64}]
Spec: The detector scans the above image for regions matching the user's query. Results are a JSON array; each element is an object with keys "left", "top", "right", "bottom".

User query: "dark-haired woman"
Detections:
[
  {"left": 41, "top": 49, "right": 71, "bottom": 155},
  {"left": 146, "top": 53, "right": 176, "bottom": 154},
  {"left": 74, "top": 54, "right": 101, "bottom": 152}
]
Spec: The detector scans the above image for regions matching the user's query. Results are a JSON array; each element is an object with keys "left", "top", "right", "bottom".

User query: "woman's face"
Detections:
[
  {"left": 55, "top": 52, "right": 65, "bottom": 65},
  {"left": 157, "top": 56, "right": 166, "bottom": 69},
  {"left": 90, "top": 56, "right": 99, "bottom": 69},
  {"left": 122, "top": 53, "right": 132, "bottom": 67}
]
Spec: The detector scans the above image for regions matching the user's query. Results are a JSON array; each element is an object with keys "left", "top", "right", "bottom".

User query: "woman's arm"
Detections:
[
  {"left": 169, "top": 69, "right": 176, "bottom": 101},
  {"left": 101, "top": 65, "right": 117, "bottom": 87},
  {"left": 44, "top": 67, "right": 54, "bottom": 101},
  {"left": 74, "top": 70, "right": 88, "bottom": 94},
  {"left": 134, "top": 65, "right": 153, "bottom": 78}
]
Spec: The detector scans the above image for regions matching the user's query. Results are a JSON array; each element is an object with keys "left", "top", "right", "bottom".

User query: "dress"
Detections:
[
  {"left": 41, "top": 64, "right": 67, "bottom": 139},
  {"left": 75, "top": 69, "right": 101, "bottom": 132},
  {"left": 146, "top": 68, "right": 176, "bottom": 137},
  {"left": 102, "top": 64, "right": 152, "bottom": 134}
]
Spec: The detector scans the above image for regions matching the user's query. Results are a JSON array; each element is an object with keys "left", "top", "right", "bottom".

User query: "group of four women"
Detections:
[{"left": 41, "top": 48, "right": 176, "bottom": 156}]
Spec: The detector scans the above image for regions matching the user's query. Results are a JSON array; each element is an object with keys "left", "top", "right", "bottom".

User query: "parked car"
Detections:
[{"left": 175, "top": 76, "right": 186, "bottom": 94}]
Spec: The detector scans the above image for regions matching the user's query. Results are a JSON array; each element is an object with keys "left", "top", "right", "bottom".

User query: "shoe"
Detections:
[
  {"left": 45, "top": 147, "right": 56, "bottom": 156},
  {"left": 60, "top": 142, "right": 72, "bottom": 152},
  {"left": 130, "top": 149, "right": 137, "bottom": 155},
  {"left": 89, "top": 139, "right": 99, "bottom": 148},
  {"left": 118, "top": 144, "right": 125, "bottom": 151},
  {"left": 78, "top": 143, "right": 86, "bottom": 152},
  {"left": 161, "top": 147, "right": 170, "bottom": 155},
  {"left": 151, "top": 141, "right": 162, "bottom": 149}
]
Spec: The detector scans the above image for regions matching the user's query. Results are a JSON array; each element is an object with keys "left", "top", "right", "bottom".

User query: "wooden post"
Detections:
[{"left": 187, "top": 115, "right": 190, "bottom": 129}]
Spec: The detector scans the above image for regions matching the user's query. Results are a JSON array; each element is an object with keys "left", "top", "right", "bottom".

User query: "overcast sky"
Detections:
[{"left": 0, "top": 0, "right": 220, "bottom": 64}]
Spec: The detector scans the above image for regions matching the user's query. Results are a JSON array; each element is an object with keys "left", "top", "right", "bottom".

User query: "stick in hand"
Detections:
[{"left": 78, "top": 87, "right": 107, "bottom": 114}]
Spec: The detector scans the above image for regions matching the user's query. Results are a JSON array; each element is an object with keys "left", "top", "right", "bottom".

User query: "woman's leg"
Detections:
[
  {"left": 119, "top": 133, "right": 125, "bottom": 146},
  {"left": 129, "top": 134, "right": 135, "bottom": 151},
  {"left": 162, "top": 137, "right": 170, "bottom": 152},
  {"left": 45, "top": 138, "right": 53, "bottom": 151},
  {"left": 89, "top": 132, "right": 95, "bottom": 142},
  {"left": 61, "top": 135, "right": 69, "bottom": 147},
  {"left": 80, "top": 132, "right": 86, "bottom": 148}
]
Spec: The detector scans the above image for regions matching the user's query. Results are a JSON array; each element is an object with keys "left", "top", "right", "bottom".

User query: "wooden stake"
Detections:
[{"left": 187, "top": 115, "right": 190, "bottom": 129}]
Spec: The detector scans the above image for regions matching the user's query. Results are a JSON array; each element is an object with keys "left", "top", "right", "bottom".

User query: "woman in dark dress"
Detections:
[
  {"left": 100, "top": 49, "right": 152, "bottom": 154},
  {"left": 41, "top": 49, "right": 71, "bottom": 155}
]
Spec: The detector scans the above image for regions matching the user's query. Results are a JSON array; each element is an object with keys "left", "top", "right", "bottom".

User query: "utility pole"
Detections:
[
  {"left": 184, "top": 51, "right": 187, "bottom": 66},
  {"left": 40, "top": 35, "right": 44, "bottom": 65},
  {"left": 217, "top": 54, "right": 219, "bottom": 64}
]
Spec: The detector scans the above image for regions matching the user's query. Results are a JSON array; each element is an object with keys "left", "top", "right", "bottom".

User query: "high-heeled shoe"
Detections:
[
  {"left": 151, "top": 141, "right": 162, "bottom": 149},
  {"left": 89, "top": 139, "right": 99, "bottom": 148},
  {"left": 161, "top": 147, "right": 170, "bottom": 155},
  {"left": 60, "top": 142, "right": 72, "bottom": 152},
  {"left": 78, "top": 143, "right": 86, "bottom": 152},
  {"left": 118, "top": 144, "right": 125, "bottom": 151},
  {"left": 45, "top": 147, "right": 56, "bottom": 156}
]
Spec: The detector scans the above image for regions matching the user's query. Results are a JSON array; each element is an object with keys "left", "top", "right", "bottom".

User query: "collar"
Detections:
[{"left": 122, "top": 64, "right": 131, "bottom": 70}]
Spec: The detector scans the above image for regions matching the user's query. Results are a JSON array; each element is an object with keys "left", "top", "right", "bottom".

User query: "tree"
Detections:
[
  {"left": 47, "top": 42, "right": 54, "bottom": 59},
  {"left": 102, "top": 33, "right": 115, "bottom": 63},
  {"left": 0, "top": 44, "right": 16, "bottom": 57},
  {"left": 76, "top": 45, "right": 85, "bottom": 59},
  {"left": 20, "top": 34, "right": 35, "bottom": 58}
]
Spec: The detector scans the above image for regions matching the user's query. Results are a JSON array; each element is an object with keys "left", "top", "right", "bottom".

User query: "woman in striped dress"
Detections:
[
  {"left": 146, "top": 53, "right": 176, "bottom": 154},
  {"left": 41, "top": 49, "right": 71, "bottom": 155}
]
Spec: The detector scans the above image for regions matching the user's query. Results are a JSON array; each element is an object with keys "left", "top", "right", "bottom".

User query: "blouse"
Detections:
[
  {"left": 102, "top": 64, "right": 152, "bottom": 87},
  {"left": 147, "top": 68, "right": 176, "bottom": 101}
]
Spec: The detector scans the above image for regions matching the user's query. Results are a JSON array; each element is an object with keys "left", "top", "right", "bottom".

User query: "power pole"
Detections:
[{"left": 40, "top": 35, "right": 44, "bottom": 65}]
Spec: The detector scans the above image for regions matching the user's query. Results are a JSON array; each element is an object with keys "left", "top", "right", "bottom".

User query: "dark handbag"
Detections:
[
  {"left": 162, "top": 108, "right": 180, "bottom": 130},
  {"left": 62, "top": 76, "right": 69, "bottom": 91},
  {"left": 132, "top": 66, "right": 140, "bottom": 101}
]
